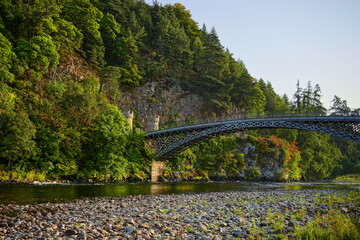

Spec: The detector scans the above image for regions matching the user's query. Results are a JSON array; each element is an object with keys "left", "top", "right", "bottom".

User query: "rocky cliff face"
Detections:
[
  {"left": 48, "top": 54, "right": 98, "bottom": 82},
  {"left": 118, "top": 80, "right": 205, "bottom": 129},
  {"left": 235, "top": 142, "right": 284, "bottom": 180}
]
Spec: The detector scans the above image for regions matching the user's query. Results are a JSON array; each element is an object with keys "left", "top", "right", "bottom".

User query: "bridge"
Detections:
[{"left": 146, "top": 112, "right": 360, "bottom": 160}]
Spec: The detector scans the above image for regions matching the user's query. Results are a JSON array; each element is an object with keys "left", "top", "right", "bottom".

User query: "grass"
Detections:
[
  {"left": 0, "top": 169, "right": 46, "bottom": 182},
  {"left": 294, "top": 209, "right": 360, "bottom": 240},
  {"left": 334, "top": 174, "right": 360, "bottom": 182}
]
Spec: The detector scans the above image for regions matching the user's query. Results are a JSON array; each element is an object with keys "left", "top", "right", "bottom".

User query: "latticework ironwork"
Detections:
[{"left": 147, "top": 116, "right": 360, "bottom": 160}]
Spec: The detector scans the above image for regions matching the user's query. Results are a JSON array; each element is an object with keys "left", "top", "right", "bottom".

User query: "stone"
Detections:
[
  {"left": 128, "top": 218, "right": 136, "bottom": 225},
  {"left": 125, "top": 226, "right": 135, "bottom": 232},
  {"left": 77, "top": 230, "right": 87, "bottom": 239},
  {"left": 0, "top": 223, "right": 8, "bottom": 228},
  {"left": 7, "top": 222, "right": 15, "bottom": 228},
  {"left": 199, "top": 225, "right": 207, "bottom": 232},
  {"left": 65, "top": 229, "right": 77, "bottom": 236},
  {"left": 139, "top": 223, "right": 149, "bottom": 229},
  {"left": 232, "top": 231, "right": 242, "bottom": 237}
]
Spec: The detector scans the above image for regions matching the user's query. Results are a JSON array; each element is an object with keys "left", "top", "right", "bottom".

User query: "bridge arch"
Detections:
[{"left": 147, "top": 116, "right": 360, "bottom": 160}]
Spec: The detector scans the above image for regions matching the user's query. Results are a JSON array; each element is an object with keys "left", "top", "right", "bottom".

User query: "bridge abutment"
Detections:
[
  {"left": 123, "top": 111, "right": 134, "bottom": 130},
  {"left": 146, "top": 115, "right": 160, "bottom": 132},
  {"left": 151, "top": 161, "right": 166, "bottom": 182}
]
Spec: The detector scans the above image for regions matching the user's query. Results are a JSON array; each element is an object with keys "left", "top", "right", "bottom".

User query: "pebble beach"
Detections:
[{"left": 0, "top": 189, "right": 358, "bottom": 239}]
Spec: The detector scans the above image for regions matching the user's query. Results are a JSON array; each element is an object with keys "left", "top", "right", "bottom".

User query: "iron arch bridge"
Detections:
[{"left": 146, "top": 116, "right": 360, "bottom": 160}]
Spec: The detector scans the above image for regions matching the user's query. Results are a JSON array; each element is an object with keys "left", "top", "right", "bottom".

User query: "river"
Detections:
[{"left": 0, "top": 181, "right": 359, "bottom": 205}]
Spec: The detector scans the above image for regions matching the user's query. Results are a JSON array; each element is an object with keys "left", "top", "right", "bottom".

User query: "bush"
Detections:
[{"left": 245, "top": 167, "right": 261, "bottom": 180}]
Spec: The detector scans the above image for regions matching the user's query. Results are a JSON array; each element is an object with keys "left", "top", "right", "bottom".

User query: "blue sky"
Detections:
[{"left": 145, "top": 0, "right": 360, "bottom": 108}]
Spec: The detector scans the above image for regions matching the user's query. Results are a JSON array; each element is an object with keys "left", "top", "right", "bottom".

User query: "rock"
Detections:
[
  {"left": 128, "top": 218, "right": 136, "bottom": 225},
  {"left": 77, "top": 230, "right": 86, "bottom": 239},
  {"left": 233, "top": 231, "right": 242, "bottom": 237},
  {"left": 139, "top": 223, "right": 149, "bottom": 229},
  {"left": 0, "top": 223, "right": 8, "bottom": 228},
  {"left": 65, "top": 229, "right": 77, "bottom": 236},
  {"left": 30, "top": 226, "right": 40, "bottom": 232},
  {"left": 219, "top": 222, "right": 227, "bottom": 227},
  {"left": 288, "top": 220, "right": 297, "bottom": 228},
  {"left": 184, "top": 218, "right": 193, "bottom": 224},
  {"left": 141, "top": 234, "right": 151, "bottom": 240},
  {"left": 7, "top": 222, "right": 15, "bottom": 227},
  {"left": 125, "top": 226, "right": 135, "bottom": 232},
  {"left": 199, "top": 224, "right": 207, "bottom": 232}
]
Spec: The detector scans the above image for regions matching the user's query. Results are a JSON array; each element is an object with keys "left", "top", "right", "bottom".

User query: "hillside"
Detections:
[{"left": 0, "top": 0, "right": 359, "bottom": 181}]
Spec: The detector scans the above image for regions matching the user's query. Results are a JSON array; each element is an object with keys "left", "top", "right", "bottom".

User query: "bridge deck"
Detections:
[{"left": 146, "top": 115, "right": 360, "bottom": 160}]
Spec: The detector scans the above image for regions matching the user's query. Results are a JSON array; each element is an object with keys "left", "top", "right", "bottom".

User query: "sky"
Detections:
[{"left": 144, "top": 0, "right": 360, "bottom": 108}]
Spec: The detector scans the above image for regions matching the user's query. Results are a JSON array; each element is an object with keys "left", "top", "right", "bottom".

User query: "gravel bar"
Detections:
[{"left": 0, "top": 189, "right": 358, "bottom": 239}]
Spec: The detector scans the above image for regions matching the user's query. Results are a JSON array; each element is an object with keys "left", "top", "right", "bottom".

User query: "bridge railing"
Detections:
[{"left": 158, "top": 108, "right": 360, "bottom": 131}]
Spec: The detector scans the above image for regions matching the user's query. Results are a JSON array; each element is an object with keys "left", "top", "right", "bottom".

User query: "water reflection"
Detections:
[{"left": 0, "top": 181, "right": 359, "bottom": 205}]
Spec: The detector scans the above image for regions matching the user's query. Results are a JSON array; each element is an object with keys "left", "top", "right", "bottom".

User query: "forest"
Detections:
[{"left": 0, "top": 0, "right": 359, "bottom": 181}]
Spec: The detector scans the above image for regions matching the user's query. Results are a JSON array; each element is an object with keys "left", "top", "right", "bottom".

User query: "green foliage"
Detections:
[
  {"left": 0, "top": 109, "right": 37, "bottom": 169},
  {"left": 52, "top": 18, "right": 83, "bottom": 54},
  {"left": 245, "top": 167, "right": 261, "bottom": 180},
  {"left": 332, "top": 139, "right": 360, "bottom": 176},
  {"left": 14, "top": 33, "right": 59, "bottom": 73},
  {"left": 61, "top": 0, "right": 105, "bottom": 68},
  {"left": 0, "top": 33, "right": 16, "bottom": 83},
  {"left": 124, "top": 131, "right": 155, "bottom": 179},
  {"left": 85, "top": 103, "right": 130, "bottom": 180},
  {"left": 99, "top": 65, "right": 121, "bottom": 100},
  {"left": 297, "top": 131, "right": 342, "bottom": 179},
  {"left": 256, "top": 135, "right": 302, "bottom": 181},
  {"left": 335, "top": 174, "right": 360, "bottom": 182},
  {"left": 295, "top": 210, "right": 360, "bottom": 239},
  {"left": 1, "top": 0, "right": 61, "bottom": 39}
]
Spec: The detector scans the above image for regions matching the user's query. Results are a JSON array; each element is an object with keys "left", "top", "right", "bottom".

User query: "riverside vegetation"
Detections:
[{"left": 0, "top": 0, "right": 360, "bottom": 182}]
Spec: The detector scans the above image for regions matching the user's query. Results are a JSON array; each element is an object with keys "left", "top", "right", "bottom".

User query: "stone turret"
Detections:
[
  {"left": 123, "top": 111, "right": 134, "bottom": 131},
  {"left": 146, "top": 115, "right": 159, "bottom": 132}
]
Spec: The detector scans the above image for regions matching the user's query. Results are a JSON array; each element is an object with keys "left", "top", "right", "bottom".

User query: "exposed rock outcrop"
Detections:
[{"left": 119, "top": 80, "right": 205, "bottom": 128}]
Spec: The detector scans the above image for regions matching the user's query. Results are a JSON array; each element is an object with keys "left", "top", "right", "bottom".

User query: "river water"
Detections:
[{"left": 0, "top": 181, "right": 359, "bottom": 205}]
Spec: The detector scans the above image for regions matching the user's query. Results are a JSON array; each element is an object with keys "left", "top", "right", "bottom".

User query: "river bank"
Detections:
[{"left": 1, "top": 189, "right": 359, "bottom": 239}]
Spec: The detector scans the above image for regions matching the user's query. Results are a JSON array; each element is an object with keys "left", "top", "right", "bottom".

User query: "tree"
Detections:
[
  {"left": 292, "top": 80, "right": 302, "bottom": 113},
  {"left": 99, "top": 66, "right": 121, "bottom": 95},
  {"left": 52, "top": 18, "right": 83, "bottom": 54},
  {"left": 297, "top": 131, "right": 342, "bottom": 179},
  {"left": 330, "top": 95, "right": 351, "bottom": 116},
  {"left": 1, "top": 0, "right": 61, "bottom": 40},
  {"left": 0, "top": 33, "right": 16, "bottom": 83},
  {"left": 14, "top": 33, "right": 59, "bottom": 73},
  {"left": 302, "top": 81, "right": 313, "bottom": 111},
  {"left": 61, "top": 0, "right": 105, "bottom": 68},
  {"left": 192, "top": 36, "right": 203, "bottom": 72},
  {"left": 0, "top": 106, "right": 37, "bottom": 169},
  {"left": 172, "top": 3, "right": 199, "bottom": 41},
  {"left": 85, "top": 103, "right": 131, "bottom": 180},
  {"left": 311, "top": 84, "right": 326, "bottom": 115}
]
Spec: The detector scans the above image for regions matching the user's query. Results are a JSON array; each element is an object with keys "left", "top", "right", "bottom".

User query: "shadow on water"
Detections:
[{"left": 0, "top": 181, "right": 359, "bottom": 205}]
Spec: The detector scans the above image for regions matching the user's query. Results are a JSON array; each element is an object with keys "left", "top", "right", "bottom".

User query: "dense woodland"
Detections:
[{"left": 0, "top": 0, "right": 359, "bottom": 181}]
